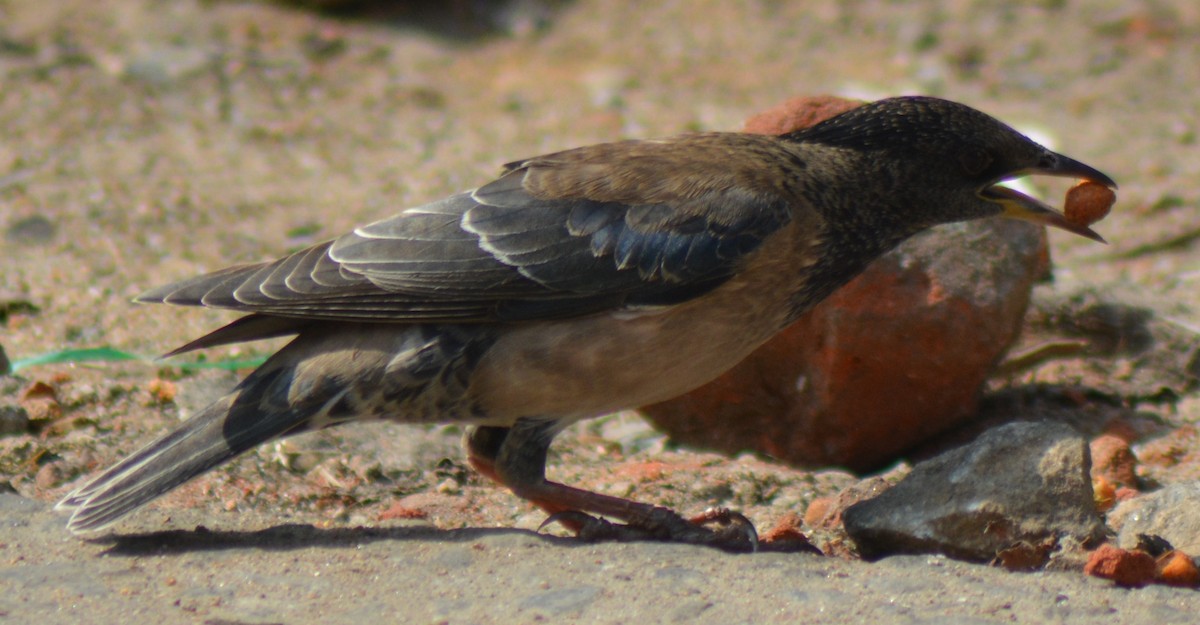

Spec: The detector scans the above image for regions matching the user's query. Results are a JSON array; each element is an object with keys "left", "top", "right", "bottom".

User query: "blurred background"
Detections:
[
  {"left": 3, "top": 0, "right": 1194, "bottom": 364},
  {"left": 1, "top": 0, "right": 1197, "bottom": 530}
]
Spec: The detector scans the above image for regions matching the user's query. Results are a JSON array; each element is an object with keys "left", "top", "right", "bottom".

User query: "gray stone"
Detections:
[
  {"left": 1110, "top": 483, "right": 1200, "bottom": 555},
  {"left": 5, "top": 214, "right": 55, "bottom": 244},
  {"left": 0, "top": 404, "right": 29, "bottom": 435},
  {"left": 843, "top": 421, "right": 1106, "bottom": 561}
]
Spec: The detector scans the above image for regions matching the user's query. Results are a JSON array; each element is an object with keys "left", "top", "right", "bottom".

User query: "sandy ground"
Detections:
[{"left": 3, "top": 0, "right": 1200, "bottom": 622}]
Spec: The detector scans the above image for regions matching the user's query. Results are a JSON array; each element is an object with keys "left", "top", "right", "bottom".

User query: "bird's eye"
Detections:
[{"left": 959, "top": 146, "right": 993, "bottom": 176}]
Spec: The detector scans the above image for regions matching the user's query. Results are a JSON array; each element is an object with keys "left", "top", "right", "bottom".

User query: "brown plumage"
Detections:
[{"left": 57, "top": 96, "right": 1115, "bottom": 550}]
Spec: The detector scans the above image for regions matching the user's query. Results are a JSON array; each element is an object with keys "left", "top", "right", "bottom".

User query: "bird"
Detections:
[{"left": 57, "top": 96, "right": 1115, "bottom": 551}]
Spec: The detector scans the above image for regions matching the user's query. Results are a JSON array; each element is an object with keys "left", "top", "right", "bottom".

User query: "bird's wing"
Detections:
[{"left": 138, "top": 134, "right": 798, "bottom": 325}]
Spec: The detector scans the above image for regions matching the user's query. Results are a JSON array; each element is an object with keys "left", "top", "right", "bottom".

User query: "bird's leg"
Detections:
[
  {"left": 464, "top": 424, "right": 593, "bottom": 532},
  {"left": 464, "top": 420, "right": 758, "bottom": 552}
]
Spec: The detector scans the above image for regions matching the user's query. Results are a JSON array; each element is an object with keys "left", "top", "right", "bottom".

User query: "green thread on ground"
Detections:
[{"left": 8, "top": 348, "right": 265, "bottom": 373}]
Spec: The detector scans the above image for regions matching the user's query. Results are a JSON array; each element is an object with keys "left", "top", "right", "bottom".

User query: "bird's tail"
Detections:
[
  {"left": 56, "top": 364, "right": 315, "bottom": 534},
  {"left": 56, "top": 323, "right": 478, "bottom": 534}
]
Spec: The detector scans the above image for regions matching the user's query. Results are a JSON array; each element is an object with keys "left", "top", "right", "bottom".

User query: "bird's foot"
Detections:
[{"left": 539, "top": 506, "right": 759, "bottom": 553}]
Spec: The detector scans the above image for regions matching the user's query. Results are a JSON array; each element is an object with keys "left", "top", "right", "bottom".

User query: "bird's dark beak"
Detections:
[{"left": 982, "top": 149, "right": 1116, "bottom": 244}]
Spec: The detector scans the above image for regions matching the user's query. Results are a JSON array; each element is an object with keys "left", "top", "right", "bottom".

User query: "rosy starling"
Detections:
[{"left": 58, "top": 96, "right": 1115, "bottom": 551}]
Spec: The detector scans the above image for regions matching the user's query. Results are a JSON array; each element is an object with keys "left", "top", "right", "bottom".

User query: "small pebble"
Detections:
[
  {"left": 1090, "top": 434, "right": 1138, "bottom": 488},
  {"left": 803, "top": 497, "right": 833, "bottom": 527},
  {"left": 18, "top": 381, "right": 60, "bottom": 422},
  {"left": 0, "top": 405, "right": 30, "bottom": 435},
  {"left": 5, "top": 214, "right": 56, "bottom": 243},
  {"left": 1084, "top": 544, "right": 1156, "bottom": 587},
  {"left": 35, "top": 462, "right": 64, "bottom": 490},
  {"left": 1156, "top": 550, "right": 1200, "bottom": 587},
  {"left": 147, "top": 378, "right": 178, "bottom": 404},
  {"left": 1093, "top": 476, "right": 1117, "bottom": 513}
]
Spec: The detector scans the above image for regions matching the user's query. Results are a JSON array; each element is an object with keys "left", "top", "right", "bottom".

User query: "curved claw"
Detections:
[
  {"left": 538, "top": 510, "right": 601, "bottom": 534},
  {"left": 689, "top": 507, "right": 759, "bottom": 553}
]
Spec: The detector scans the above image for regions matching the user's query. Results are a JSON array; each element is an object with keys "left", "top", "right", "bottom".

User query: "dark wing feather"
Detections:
[{"left": 138, "top": 134, "right": 798, "bottom": 329}]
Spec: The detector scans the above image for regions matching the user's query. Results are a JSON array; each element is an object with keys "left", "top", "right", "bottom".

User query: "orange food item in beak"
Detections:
[{"left": 1064, "top": 180, "right": 1116, "bottom": 227}]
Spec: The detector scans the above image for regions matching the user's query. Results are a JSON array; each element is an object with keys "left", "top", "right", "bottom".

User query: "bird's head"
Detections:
[{"left": 787, "top": 96, "right": 1116, "bottom": 243}]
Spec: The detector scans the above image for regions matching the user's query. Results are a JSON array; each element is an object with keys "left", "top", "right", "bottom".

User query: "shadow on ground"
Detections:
[{"left": 100, "top": 522, "right": 564, "bottom": 555}]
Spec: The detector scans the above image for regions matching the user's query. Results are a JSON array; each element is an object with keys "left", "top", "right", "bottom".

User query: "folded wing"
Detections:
[{"left": 138, "top": 134, "right": 797, "bottom": 329}]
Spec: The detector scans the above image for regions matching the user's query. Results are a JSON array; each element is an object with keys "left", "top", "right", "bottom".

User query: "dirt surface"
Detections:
[{"left": 3, "top": 0, "right": 1200, "bottom": 622}]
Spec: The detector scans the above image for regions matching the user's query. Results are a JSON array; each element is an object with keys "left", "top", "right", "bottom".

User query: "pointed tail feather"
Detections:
[
  {"left": 57, "top": 324, "right": 443, "bottom": 534},
  {"left": 57, "top": 366, "right": 312, "bottom": 534}
]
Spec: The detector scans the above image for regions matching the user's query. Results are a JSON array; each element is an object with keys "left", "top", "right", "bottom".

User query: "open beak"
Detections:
[{"left": 982, "top": 150, "right": 1117, "bottom": 244}]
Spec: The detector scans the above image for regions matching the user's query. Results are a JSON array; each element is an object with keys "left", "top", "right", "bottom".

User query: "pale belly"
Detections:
[{"left": 469, "top": 275, "right": 796, "bottom": 422}]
